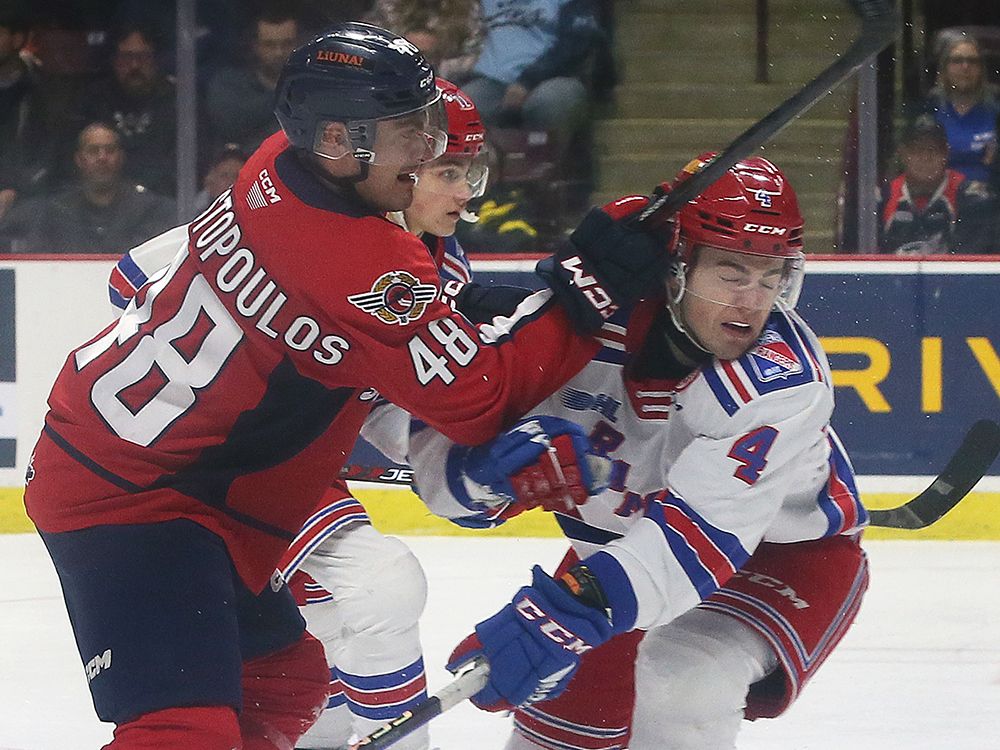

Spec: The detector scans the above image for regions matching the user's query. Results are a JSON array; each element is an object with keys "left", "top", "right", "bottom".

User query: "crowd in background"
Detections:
[{"left": 1, "top": 0, "right": 999, "bottom": 256}]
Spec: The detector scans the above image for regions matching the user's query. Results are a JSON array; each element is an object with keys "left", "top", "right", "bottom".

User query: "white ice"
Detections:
[{"left": 1, "top": 535, "right": 998, "bottom": 750}]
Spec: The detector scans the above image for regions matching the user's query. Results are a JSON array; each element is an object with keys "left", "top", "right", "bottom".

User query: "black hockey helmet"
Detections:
[{"left": 274, "top": 22, "right": 446, "bottom": 164}]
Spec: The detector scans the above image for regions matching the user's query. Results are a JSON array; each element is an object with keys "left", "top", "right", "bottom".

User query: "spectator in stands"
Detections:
[
  {"left": 0, "top": 10, "right": 53, "bottom": 220},
  {"left": 204, "top": 9, "right": 300, "bottom": 155},
  {"left": 193, "top": 143, "right": 247, "bottom": 213},
  {"left": 920, "top": 34, "right": 999, "bottom": 184},
  {"left": 0, "top": 122, "right": 176, "bottom": 254},
  {"left": 879, "top": 116, "right": 996, "bottom": 254},
  {"left": 71, "top": 23, "right": 178, "bottom": 196},
  {"left": 459, "top": 0, "right": 603, "bottom": 151},
  {"left": 366, "top": 0, "right": 482, "bottom": 81}
]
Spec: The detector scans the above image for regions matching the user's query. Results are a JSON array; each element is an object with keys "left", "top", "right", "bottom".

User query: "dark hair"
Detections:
[
  {"left": 76, "top": 120, "right": 122, "bottom": 149},
  {"left": 204, "top": 143, "right": 248, "bottom": 171},
  {"left": 901, "top": 115, "right": 948, "bottom": 149},
  {"left": 111, "top": 22, "right": 161, "bottom": 53},
  {"left": 257, "top": 7, "right": 300, "bottom": 28}
]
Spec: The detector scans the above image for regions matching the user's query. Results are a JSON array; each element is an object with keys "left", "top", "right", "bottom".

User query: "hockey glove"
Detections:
[
  {"left": 537, "top": 194, "right": 678, "bottom": 333},
  {"left": 454, "top": 282, "right": 533, "bottom": 324},
  {"left": 448, "top": 416, "right": 611, "bottom": 525},
  {"left": 446, "top": 564, "right": 614, "bottom": 712}
]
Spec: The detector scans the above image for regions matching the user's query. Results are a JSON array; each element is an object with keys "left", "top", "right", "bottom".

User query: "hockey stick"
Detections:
[
  {"left": 351, "top": 659, "right": 490, "bottom": 750},
  {"left": 346, "top": 421, "right": 1000, "bottom": 529},
  {"left": 636, "top": 0, "right": 898, "bottom": 225},
  {"left": 868, "top": 419, "right": 1000, "bottom": 530}
]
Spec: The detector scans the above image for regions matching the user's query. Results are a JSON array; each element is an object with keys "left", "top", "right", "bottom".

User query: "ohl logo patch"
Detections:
[
  {"left": 348, "top": 270, "right": 437, "bottom": 325},
  {"left": 747, "top": 330, "right": 803, "bottom": 381}
]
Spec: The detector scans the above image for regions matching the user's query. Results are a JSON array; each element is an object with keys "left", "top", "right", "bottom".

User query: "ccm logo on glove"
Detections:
[
  {"left": 558, "top": 255, "right": 618, "bottom": 320},
  {"left": 515, "top": 595, "right": 594, "bottom": 655}
]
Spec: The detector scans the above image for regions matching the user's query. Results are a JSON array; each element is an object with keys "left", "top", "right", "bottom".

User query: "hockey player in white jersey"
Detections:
[
  {"left": 107, "top": 78, "right": 492, "bottom": 750},
  {"left": 400, "top": 153, "right": 869, "bottom": 749}
]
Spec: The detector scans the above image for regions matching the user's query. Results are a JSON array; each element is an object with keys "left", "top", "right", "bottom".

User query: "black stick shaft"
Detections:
[{"left": 868, "top": 420, "right": 1000, "bottom": 529}]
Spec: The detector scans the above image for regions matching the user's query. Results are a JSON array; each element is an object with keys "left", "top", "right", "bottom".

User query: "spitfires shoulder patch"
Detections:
[{"left": 347, "top": 270, "right": 438, "bottom": 325}]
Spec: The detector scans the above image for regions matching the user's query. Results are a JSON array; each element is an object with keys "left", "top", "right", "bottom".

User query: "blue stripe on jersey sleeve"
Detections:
[
  {"left": 702, "top": 365, "right": 740, "bottom": 416},
  {"left": 117, "top": 252, "right": 149, "bottom": 290},
  {"left": 644, "top": 491, "right": 749, "bottom": 600},
  {"left": 109, "top": 286, "right": 129, "bottom": 310},
  {"left": 816, "top": 433, "right": 869, "bottom": 536}
]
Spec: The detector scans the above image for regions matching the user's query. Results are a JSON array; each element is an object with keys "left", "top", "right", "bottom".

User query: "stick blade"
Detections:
[{"left": 869, "top": 420, "right": 1000, "bottom": 529}]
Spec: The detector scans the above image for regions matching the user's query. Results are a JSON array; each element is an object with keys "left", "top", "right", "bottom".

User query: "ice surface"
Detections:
[{"left": 1, "top": 535, "right": 998, "bottom": 749}]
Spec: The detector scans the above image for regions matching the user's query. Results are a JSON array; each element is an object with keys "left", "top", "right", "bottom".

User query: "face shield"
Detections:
[
  {"left": 672, "top": 244, "right": 805, "bottom": 312},
  {"left": 313, "top": 95, "right": 449, "bottom": 167},
  {"left": 415, "top": 148, "right": 490, "bottom": 200}
]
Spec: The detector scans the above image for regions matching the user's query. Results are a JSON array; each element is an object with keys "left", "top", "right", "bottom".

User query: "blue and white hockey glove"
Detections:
[
  {"left": 446, "top": 564, "right": 614, "bottom": 712},
  {"left": 447, "top": 416, "right": 611, "bottom": 525}
]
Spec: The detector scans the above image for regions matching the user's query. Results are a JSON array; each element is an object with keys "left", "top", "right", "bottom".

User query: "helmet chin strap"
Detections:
[{"left": 665, "top": 262, "right": 712, "bottom": 356}]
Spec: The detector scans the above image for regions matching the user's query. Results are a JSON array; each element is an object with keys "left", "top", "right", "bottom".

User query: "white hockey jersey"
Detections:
[{"left": 390, "top": 300, "right": 868, "bottom": 631}]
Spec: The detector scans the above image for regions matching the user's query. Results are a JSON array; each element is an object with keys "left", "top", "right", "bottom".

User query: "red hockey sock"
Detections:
[
  {"left": 106, "top": 706, "right": 240, "bottom": 749},
  {"left": 240, "top": 632, "right": 330, "bottom": 750}
]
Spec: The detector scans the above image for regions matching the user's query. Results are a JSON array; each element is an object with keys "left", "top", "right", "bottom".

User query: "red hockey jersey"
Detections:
[{"left": 24, "top": 132, "right": 598, "bottom": 589}]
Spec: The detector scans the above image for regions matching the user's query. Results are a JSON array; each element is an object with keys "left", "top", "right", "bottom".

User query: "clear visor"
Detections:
[
  {"left": 415, "top": 149, "right": 490, "bottom": 199},
  {"left": 677, "top": 248, "right": 805, "bottom": 312},
  {"left": 314, "top": 97, "right": 449, "bottom": 167}
]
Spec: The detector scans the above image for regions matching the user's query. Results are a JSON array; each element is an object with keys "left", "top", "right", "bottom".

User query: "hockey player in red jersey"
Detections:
[
  {"left": 103, "top": 76, "right": 494, "bottom": 750},
  {"left": 394, "top": 154, "right": 869, "bottom": 749},
  {"left": 280, "top": 78, "right": 494, "bottom": 750},
  {"left": 23, "top": 22, "right": 672, "bottom": 749}
]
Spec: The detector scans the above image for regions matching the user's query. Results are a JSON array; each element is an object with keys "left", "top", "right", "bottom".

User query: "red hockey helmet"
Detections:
[
  {"left": 674, "top": 152, "right": 804, "bottom": 260},
  {"left": 670, "top": 153, "right": 806, "bottom": 309},
  {"left": 438, "top": 78, "right": 486, "bottom": 157},
  {"left": 417, "top": 78, "right": 489, "bottom": 200}
]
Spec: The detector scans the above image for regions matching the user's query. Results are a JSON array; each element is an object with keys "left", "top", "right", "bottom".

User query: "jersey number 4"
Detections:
[{"left": 727, "top": 426, "right": 778, "bottom": 485}]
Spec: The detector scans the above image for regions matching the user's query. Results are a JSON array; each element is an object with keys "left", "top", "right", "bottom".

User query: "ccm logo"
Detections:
[
  {"left": 515, "top": 596, "right": 593, "bottom": 655},
  {"left": 258, "top": 169, "right": 282, "bottom": 204},
  {"left": 85, "top": 648, "right": 112, "bottom": 681},
  {"left": 743, "top": 223, "right": 787, "bottom": 235},
  {"left": 560, "top": 256, "right": 618, "bottom": 320}
]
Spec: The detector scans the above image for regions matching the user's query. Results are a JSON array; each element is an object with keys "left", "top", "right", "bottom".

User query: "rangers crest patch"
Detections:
[
  {"left": 747, "top": 330, "right": 803, "bottom": 381},
  {"left": 348, "top": 270, "right": 437, "bottom": 325}
]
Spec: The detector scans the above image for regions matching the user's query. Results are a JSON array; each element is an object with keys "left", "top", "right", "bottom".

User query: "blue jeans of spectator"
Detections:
[{"left": 462, "top": 75, "right": 589, "bottom": 149}]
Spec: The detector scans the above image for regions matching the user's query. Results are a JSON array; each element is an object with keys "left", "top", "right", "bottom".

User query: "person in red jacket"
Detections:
[
  {"left": 25, "top": 23, "right": 669, "bottom": 750},
  {"left": 879, "top": 115, "right": 997, "bottom": 254}
]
